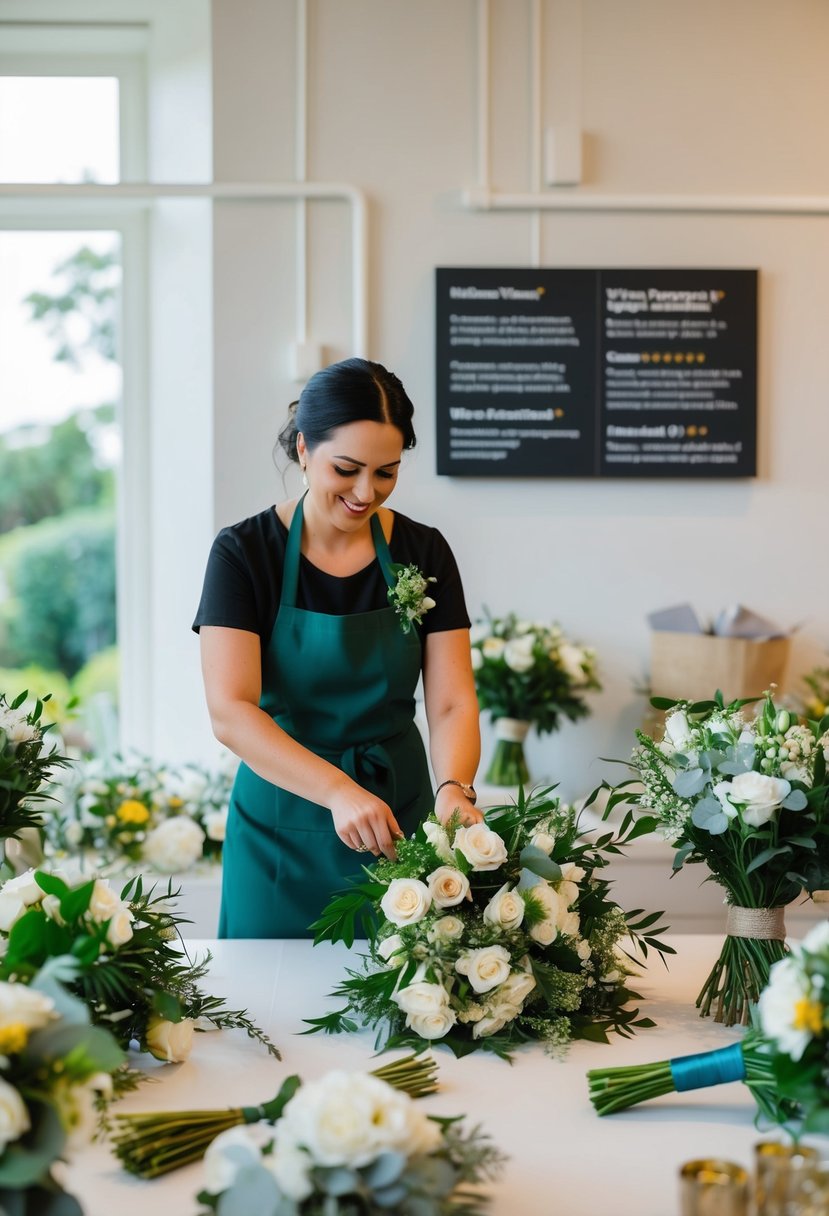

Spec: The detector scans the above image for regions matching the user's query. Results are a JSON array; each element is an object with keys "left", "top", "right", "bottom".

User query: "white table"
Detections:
[{"left": 61, "top": 935, "right": 823, "bottom": 1216}]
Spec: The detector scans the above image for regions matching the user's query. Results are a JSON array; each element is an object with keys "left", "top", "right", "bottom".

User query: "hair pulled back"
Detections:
[{"left": 277, "top": 357, "right": 417, "bottom": 464}]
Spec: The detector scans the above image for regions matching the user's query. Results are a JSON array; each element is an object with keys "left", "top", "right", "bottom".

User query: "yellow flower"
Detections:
[
  {"left": 167, "top": 796, "right": 184, "bottom": 809},
  {"left": 793, "top": 998, "right": 824, "bottom": 1035},
  {"left": 116, "top": 800, "right": 150, "bottom": 825},
  {"left": 806, "top": 698, "right": 826, "bottom": 719},
  {"left": 0, "top": 1023, "right": 29, "bottom": 1054}
]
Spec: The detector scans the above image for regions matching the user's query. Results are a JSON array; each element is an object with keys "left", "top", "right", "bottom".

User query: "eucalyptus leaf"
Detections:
[
  {"left": 0, "top": 1101, "right": 66, "bottom": 1187},
  {"left": 318, "top": 1166, "right": 359, "bottom": 1196},
  {"left": 672, "top": 768, "right": 707, "bottom": 798},
  {"left": 782, "top": 789, "right": 808, "bottom": 811},
  {"left": 362, "top": 1151, "right": 407, "bottom": 1189},
  {"left": 516, "top": 867, "right": 543, "bottom": 891},
  {"left": 690, "top": 796, "right": 730, "bottom": 835},
  {"left": 373, "top": 1181, "right": 410, "bottom": 1207},
  {"left": 672, "top": 840, "right": 695, "bottom": 870},
  {"left": 518, "top": 845, "right": 562, "bottom": 881},
  {"left": 216, "top": 1164, "right": 286, "bottom": 1216}
]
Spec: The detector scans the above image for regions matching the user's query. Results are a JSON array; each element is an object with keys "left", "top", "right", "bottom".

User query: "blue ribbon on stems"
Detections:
[{"left": 669, "top": 1043, "right": 746, "bottom": 1092}]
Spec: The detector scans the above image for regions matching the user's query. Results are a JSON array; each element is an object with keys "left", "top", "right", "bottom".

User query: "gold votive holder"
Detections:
[
  {"left": 754, "top": 1141, "right": 821, "bottom": 1216},
  {"left": 679, "top": 1158, "right": 750, "bottom": 1216}
]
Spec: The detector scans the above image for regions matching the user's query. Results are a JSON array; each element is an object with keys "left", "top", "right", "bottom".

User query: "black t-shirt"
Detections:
[{"left": 192, "top": 506, "right": 470, "bottom": 645}]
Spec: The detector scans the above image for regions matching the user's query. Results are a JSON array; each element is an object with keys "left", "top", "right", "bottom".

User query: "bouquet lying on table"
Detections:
[
  {"left": 593, "top": 690, "right": 829, "bottom": 1026},
  {"left": 589, "top": 918, "right": 829, "bottom": 1135},
  {"left": 195, "top": 1069, "right": 505, "bottom": 1216},
  {"left": 0, "top": 866, "right": 278, "bottom": 1073},
  {"left": 306, "top": 788, "right": 671, "bottom": 1059},
  {"left": 0, "top": 959, "right": 124, "bottom": 1216}
]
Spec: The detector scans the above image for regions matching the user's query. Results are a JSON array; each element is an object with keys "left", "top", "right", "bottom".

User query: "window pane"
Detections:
[
  {"left": 0, "top": 77, "right": 119, "bottom": 183},
  {"left": 0, "top": 230, "right": 121, "bottom": 749}
]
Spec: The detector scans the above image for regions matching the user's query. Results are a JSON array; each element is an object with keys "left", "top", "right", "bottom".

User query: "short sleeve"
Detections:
[
  {"left": 420, "top": 528, "right": 470, "bottom": 634},
  {"left": 192, "top": 528, "right": 262, "bottom": 635}
]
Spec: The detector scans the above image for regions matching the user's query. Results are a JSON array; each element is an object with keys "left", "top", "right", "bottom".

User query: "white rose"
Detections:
[
  {"left": 470, "top": 647, "right": 483, "bottom": 671},
  {"left": 266, "top": 1132, "right": 314, "bottom": 1201},
  {"left": 457, "top": 1002, "right": 485, "bottom": 1023},
  {"left": 204, "top": 810, "right": 228, "bottom": 842},
  {"left": 503, "top": 636, "right": 535, "bottom": 673},
  {"left": 527, "top": 881, "right": 564, "bottom": 946},
  {"left": 497, "top": 970, "right": 536, "bottom": 1007},
  {"left": 64, "top": 820, "right": 85, "bottom": 847},
  {"left": 530, "top": 830, "right": 556, "bottom": 854},
  {"left": 482, "top": 637, "right": 506, "bottom": 660},
  {"left": 163, "top": 767, "right": 208, "bottom": 805},
  {"left": 41, "top": 894, "right": 64, "bottom": 924},
  {"left": 576, "top": 939, "right": 592, "bottom": 961},
  {"left": 471, "top": 1003, "right": 519, "bottom": 1038},
  {"left": 105, "top": 905, "right": 135, "bottom": 948},
  {"left": 143, "top": 817, "right": 206, "bottom": 872},
  {"left": 203, "top": 1125, "right": 264, "bottom": 1194},
  {"left": 483, "top": 883, "right": 525, "bottom": 931},
  {"left": 1, "top": 869, "right": 45, "bottom": 907},
  {"left": 423, "top": 820, "right": 455, "bottom": 863},
  {"left": 455, "top": 945, "right": 511, "bottom": 994},
  {"left": 0, "top": 894, "right": 26, "bottom": 933},
  {"left": 428, "top": 915, "right": 464, "bottom": 943},
  {"left": 664, "top": 710, "right": 693, "bottom": 751},
  {"left": 146, "top": 1015, "right": 195, "bottom": 1063},
  {"left": 560, "top": 911, "right": 580, "bottom": 938},
  {"left": 281, "top": 1072, "right": 412, "bottom": 1168},
  {"left": 557, "top": 642, "right": 587, "bottom": 684},
  {"left": 453, "top": 823, "right": 508, "bottom": 871},
  {"left": 0, "top": 1078, "right": 30, "bottom": 1151},
  {"left": 758, "top": 956, "right": 814, "bottom": 1061},
  {"left": 557, "top": 880, "right": 580, "bottom": 908},
  {"left": 406, "top": 1007, "right": 457, "bottom": 1039},
  {"left": 393, "top": 981, "right": 450, "bottom": 1016},
  {"left": 469, "top": 623, "right": 489, "bottom": 646},
  {"left": 377, "top": 933, "right": 406, "bottom": 965},
  {"left": 559, "top": 862, "right": 586, "bottom": 885},
  {"left": 380, "top": 878, "right": 432, "bottom": 927},
  {"left": 1, "top": 717, "right": 39, "bottom": 746},
  {"left": 729, "top": 771, "right": 791, "bottom": 828},
  {"left": 0, "top": 982, "right": 55, "bottom": 1032},
  {"left": 88, "top": 880, "right": 120, "bottom": 924},
  {"left": 426, "top": 866, "right": 470, "bottom": 908}
]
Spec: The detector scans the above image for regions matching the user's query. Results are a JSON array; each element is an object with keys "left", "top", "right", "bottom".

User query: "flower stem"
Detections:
[{"left": 485, "top": 739, "right": 529, "bottom": 786}]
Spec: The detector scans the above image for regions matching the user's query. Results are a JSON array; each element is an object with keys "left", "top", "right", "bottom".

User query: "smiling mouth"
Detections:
[{"left": 339, "top": 497, "right": 370, "bottom": 515}]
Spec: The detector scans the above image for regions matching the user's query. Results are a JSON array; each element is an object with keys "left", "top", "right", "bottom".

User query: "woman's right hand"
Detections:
[{"left": 329, "top": 788, "right": 405, "bottom": 860}]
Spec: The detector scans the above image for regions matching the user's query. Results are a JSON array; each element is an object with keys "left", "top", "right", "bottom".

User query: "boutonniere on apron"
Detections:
[{"left": 387, "top": 563, "right": 436, "bottom": 634}]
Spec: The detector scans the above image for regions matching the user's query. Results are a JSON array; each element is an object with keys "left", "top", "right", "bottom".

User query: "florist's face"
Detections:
[{"left": 299, "top": 420, "right": 403, "bottom": 531}]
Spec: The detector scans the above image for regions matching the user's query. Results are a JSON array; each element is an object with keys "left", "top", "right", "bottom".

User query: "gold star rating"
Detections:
[
  {"left": 674, "top": 353, "right": 685, "bottom": 363},
  {"left": 699, "top": 425, "right": 709, "bottom": 436},
  {"left": 695, "top": 353, "right": 706, "bottom": 363},
  {"left": 663, "top": 353, "right": 673, "bottom": 363},
  {"left": 554, "top": 408, "right": 565, "bottom": 418},
  {"left": 651, "top": 352, "right": 661, "bottom": 363},
  {"left": 687, "top": 425, "right": 698, "bottom": 437},
  {"left": 537, "top": 286, "right": 546, "bottom": 295},
  {"left": 641, "top": 352, "right": 650, "bottom": 363}
]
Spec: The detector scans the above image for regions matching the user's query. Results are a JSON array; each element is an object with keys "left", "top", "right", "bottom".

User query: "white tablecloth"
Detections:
[{"left": 61, "top": 935, "right": 817, "bottom": 1216}]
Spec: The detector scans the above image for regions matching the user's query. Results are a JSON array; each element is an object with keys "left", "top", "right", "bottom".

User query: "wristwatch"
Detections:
[{"left": 435, "top": 779, "right": 477, "bottom": 805}]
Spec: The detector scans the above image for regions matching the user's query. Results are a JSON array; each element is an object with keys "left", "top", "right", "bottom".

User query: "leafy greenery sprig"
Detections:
[{"left": 0, "top": 689, "right": 69, "bottom": 844}]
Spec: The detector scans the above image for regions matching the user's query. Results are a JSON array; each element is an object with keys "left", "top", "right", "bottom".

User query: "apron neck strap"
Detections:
[{"left": 281, "top": 495, "right": 396, "bottom": 605}]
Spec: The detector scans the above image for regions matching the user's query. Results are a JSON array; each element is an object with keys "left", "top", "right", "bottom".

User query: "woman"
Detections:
[{"left": 193, "top": 358, "right": 481, "bottom": 937}]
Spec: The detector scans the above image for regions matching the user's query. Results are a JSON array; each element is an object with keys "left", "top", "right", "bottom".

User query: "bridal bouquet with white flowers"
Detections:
[
  {"left": 0, "top": 959, "right": 124, "bottom": 1215},
  {"left": 195, "top": 1069, "right": 504, "bottom": 1216},
  {"left": 595, "top": 690, "right": 829, "bottom": 1026},
  {"left": 307, "top": 789, "right": 670, "bottom": 1059},
  {"left": 590, "top": 919, "right": 829, "bottom": 1134},
  {"left": 470, "top": 615, "right": 600, "bottom": 785},
  {"left": 46, "top": 750, "right": 236, "bottom": 872},
  {"left": 0, "top": 689, "right": 68, "bottom": 845},
  {"left": 0, "top": 866, "right": 279, "bottom": 1070}
]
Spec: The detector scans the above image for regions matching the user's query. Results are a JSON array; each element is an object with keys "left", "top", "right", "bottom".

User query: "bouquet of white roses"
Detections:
[
  {"left": 0, "top": 958, "right": 124, "bottom": 1215},
  {"left": 470, "top": 615, "right": 600, "bottom": 785},
  {"left": 307, "top": 789, "right": 670, "bottom": 1059},
  {"left": 46, "top": 750, "right": 236, "bottom": 872},
  {"left": 0, "top": 690, "right": 68, "bottom": 845},
  {"left": 195, "top": 1069, "right": 504, "bottom": 1216},
  {"left": 596, "top": 690, "right": 829, "bottom": 1026},
  {"left": 0, "top": 866, "right": 279, "bottom": 1067},
  {"left": 589, "top": 918, "right": 829, "bottom": 1134}
]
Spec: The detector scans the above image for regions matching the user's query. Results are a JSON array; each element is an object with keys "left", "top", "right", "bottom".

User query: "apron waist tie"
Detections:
[{"left": 340, "top": 738, "right": 399, "bottom": 809}]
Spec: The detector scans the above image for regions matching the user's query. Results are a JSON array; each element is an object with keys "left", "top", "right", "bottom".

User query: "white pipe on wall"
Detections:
[
  {"left": 529, "top": 0, "right": 542, "bottom": 266},
  {"left": 295, "top": 0, "right": 308, "bottom": 348},
  {"left": 476, "top": 0, "right": 490, "bottom": 190},
  {"left": 463, "top": 188, "right": 829, "bottom": 215},
  {"left": 0, "top": 181, "right": 370, "bottom": 357}
]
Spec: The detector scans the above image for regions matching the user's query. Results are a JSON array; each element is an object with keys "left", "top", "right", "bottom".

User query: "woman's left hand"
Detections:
[{"left": 434, "top": 785, "right": 483, "bottom": 829}]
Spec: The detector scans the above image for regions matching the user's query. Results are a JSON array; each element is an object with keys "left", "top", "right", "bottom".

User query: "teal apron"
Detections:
[{"left": 219, "top": 497, "right": 433, "bottom": 938}]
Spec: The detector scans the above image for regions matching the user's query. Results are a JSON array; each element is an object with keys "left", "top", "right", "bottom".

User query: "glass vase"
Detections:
[{"left": 485, "top": 718, "right": 531, "bottom": 787}]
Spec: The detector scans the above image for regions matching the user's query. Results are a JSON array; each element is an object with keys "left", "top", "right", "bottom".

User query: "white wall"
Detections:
[{"left": 207, "top": 0, "right": 829, "bottom": 798}]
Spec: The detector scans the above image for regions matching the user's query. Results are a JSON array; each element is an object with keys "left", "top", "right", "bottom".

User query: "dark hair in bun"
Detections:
[{"left": 277, "top": 357, "right": 417, "bottom": 463}]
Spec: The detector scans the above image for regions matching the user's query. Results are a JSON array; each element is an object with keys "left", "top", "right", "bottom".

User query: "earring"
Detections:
[{"left": 301, "top": 466, "right": 308, "bottom": 488}]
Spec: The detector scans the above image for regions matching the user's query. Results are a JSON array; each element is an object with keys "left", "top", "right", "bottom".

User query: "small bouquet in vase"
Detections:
[
  {"left": 596, "top": 690, "right": 829, "bottom": 1026},
  {"left": 470, "top": 615, "right": 600, "bottom": 786},
  {"left": 589, "top": 918, "right": 829, "bottom": 1134}
]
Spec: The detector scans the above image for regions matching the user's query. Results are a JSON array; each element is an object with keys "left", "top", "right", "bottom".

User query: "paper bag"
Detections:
[{"left": 650, "top": 632, "right": 791, "bottom": 703}]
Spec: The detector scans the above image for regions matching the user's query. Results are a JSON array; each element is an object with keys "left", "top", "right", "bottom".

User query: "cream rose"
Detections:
[
  {"left": 143, "top": 816, "right": 206, "bottom": 872},
  {"left": 423, "top": 820, "right": 455, "bottom": 863},
  {"left": 1, "top": 869, "right": 45, "bottom": 906},
  {"left": 482, "top": 636, "right": 506, "bottom": 660},
  {"left": 428, "top": 915, "right": 464, "bottom": 943},
  {"left": 280, "top": 1072, "right": 416, "bottom": 1168},
  {"left": 204, "top": 809, "right": 228, "bottom": 842},
  {"left": 503, "top": 636, "right": 535, "bottom": 674},
  {"left": 377, "top": 933, "right": 406, "bottom": 965},
  {"left": 557, "top": 642, "right": 587, "bottom": 684},
  {"left": 105, "top": 905, "right": 135, "bottom": 948},
  {"left": 483, "top": 883, "right": 525, "bottom": 931},
  {"left": 426, "top": 866, "right": 470, "bottom": 908},
  {"left": 146, "top": 1015, "right": 195, "bottom": 1063},
  {"left": 455, "top": 945, "right": 511, "bottom": 994},
  {"left": 576, "top": 939, "right": 592, "bottom": 961},
  {"left": 406, "top": 1007, "right": 457, "bottom": 1039},
  {"left": 497, "top": 970, "right": 536, "bottom": 1006},
  {"left": 453, "top": 823, "right": 508, "bottom": 871},
  {"left": 380, "top": 878, "right": 432, "bottom": 927},
  {"left": 267, "top": 1132, "right": 314, "bottom": 1201},
  {"left": 560, "top": 910, "right": 580, "bottom": 938},
  {"left": 527, "top": 881, "right": 564, "bottom": 946},
  {"left": 471, "top": 1002, "right": 520, "bottom": 1039},
  {"left": 530, "top": 830, "right": 556, "bottom": 854},
  {"left": 0, "top": 1078, "right": 30, "bottom": 1150},
  {"left": 729, "top": 771, "right": 791, "bottom": 828},
  {"left": 393, "top": 981, "right": 450, "bottom": 1016}
]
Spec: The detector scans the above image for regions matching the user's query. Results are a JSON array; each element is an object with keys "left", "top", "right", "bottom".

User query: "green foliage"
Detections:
[
  {"left": 0, "top": 407, "right": 115, "bottom": 533},
  {"left": 2, "top": 509, "right": 115, "bottom": 677},
  {"left": 24, "top": 244, "right": 119, "bottom": 368}
]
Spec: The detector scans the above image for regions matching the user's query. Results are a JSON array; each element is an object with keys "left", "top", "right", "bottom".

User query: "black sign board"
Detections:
[{"left": 436, "top": 267, "right": 757, "bottom": 477}]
